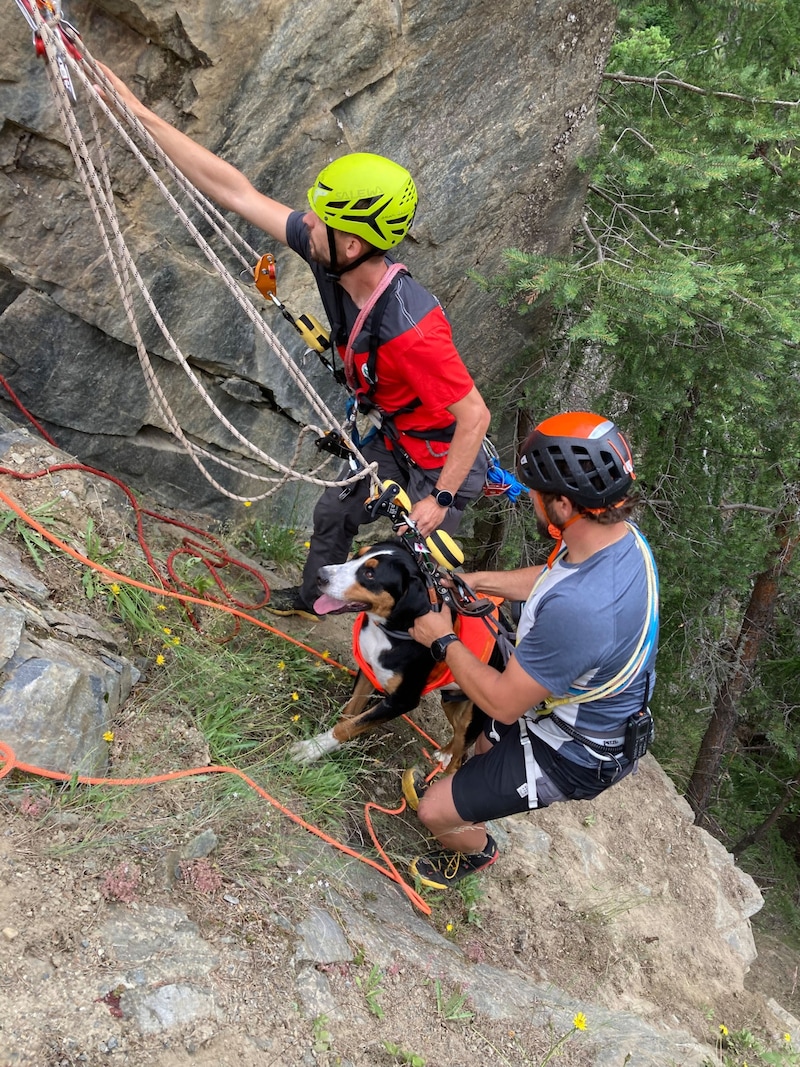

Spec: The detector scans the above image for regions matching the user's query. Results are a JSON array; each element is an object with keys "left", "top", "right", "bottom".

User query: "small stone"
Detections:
[{"left": 2, "top": 927, "right": 19, "bottom": 940}]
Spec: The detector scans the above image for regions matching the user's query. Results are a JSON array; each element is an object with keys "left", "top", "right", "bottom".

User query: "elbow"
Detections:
[{"left": 478, "top": 402, "right": 491, "bottom": 437}]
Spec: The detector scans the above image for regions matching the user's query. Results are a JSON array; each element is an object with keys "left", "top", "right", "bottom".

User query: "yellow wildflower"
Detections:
[
  {"left": 322, "top": 650, "right": 331, "bottom": 659},
  {"left": 244, "top": 500, "right": 252, "bottom": 507},
  {"left": 445, "top": 922, "right": 453, "bottom": 932},
  {"left": 304, "top": 541, "right": 311, "bottom": 549},
  {"left": 162, "top": 627, "right": 172, "bottom": 635},
  {"left": 171, "top": 636, "right": 180, "bottom": 646},
  {"left": 291, "top": 692, "right": 300, "bottom": 701},
  {"left": 292, "top": 714, "right": 300, "bottom": 722},
  {"left": 156, "top": 654, "right": 166, "bottom": 666},
  {"left": 109, "top": 583, "right": 120, "bottom": 595},
  {"left": 278, "top": 661, "right": 286, "bottom": 671},
  {"left": 784, "top": 1033, "right": 792, "bottom": 1043},
  {"left": 103, "top": 731, "right": 114, "bottom": 743},
  {"left": 156, "top": 604, "right": 166, "bottom": 612},
  {"left": 719, "top": 1025, "right": 728, "bottom": 1037},
  {"left": 573, "top": 1013, "right": 587, "bottom": 1032}
]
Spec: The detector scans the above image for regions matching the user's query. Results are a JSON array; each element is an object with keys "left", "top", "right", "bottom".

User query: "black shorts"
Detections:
[{"left": 450, "top": 717, "right": 632, "bottom": 824}]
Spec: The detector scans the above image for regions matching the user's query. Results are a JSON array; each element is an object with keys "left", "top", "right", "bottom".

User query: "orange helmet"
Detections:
[{"left": 517, "top": 412, "right": 636, "bottom": 508}]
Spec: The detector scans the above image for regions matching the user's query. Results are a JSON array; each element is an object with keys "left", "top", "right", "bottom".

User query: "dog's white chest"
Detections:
[{"left": 358, "top": 617, "right": 395, "bottom": 690}]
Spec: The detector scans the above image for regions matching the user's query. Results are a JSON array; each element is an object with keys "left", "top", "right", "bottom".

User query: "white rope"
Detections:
[{"left": 23, "top": 8, "right": 381, "bottom": 503}]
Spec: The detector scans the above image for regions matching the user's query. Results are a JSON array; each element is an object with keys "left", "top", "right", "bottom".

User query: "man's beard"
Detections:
[{"left": 535, "top": 514, "right": 553, "bottom": 540}]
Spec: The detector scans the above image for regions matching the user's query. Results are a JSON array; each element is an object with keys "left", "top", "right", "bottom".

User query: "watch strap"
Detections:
[{"left": 431, "top": 633, "right": 460, "bottom": 662}]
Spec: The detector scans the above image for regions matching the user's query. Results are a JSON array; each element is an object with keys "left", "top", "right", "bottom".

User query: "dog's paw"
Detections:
[{"left": 290, "top": 729, "right": 340, "bottom": 765}]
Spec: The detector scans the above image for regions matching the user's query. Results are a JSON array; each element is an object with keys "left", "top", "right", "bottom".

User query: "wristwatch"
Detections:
[
  {"left": 431, "top": 487, "right": 455, "bottom": 508},
  {"left": 430, "top": 633, "right": 460, "bottom": 662}
]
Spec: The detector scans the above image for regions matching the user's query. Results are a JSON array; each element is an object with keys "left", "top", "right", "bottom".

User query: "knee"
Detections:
[
  {"left": 417, "top": 791, "right": 449, "bottom": 833},
  {"left": 416, "top": 794, "right": 436, "bottom": 831}
]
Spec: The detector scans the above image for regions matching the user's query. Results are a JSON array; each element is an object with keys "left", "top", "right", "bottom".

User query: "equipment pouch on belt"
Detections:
[{"left": 623, "top": 707, "right": 654, "bottom": 762}]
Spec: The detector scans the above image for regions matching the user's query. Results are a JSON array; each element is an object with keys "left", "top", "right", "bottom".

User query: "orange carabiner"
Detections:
[{"left": 253, "top": 252, "right": 277, "bottom": 300}]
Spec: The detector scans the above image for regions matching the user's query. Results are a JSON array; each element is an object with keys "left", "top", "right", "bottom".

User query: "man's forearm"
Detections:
[
  {"left": 462, "top": 566, "right": 544, "bottom": 602},
  {"left": 435, "top": 390, "right": 491, "bottom": 495},
  {"left": 97, "top": 64, "right": 291, "bottom": 242}
]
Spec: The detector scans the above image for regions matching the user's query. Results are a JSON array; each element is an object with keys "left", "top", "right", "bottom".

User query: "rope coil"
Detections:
[{"left": 20, "top": 5, "right": 382, "bottom": 505}]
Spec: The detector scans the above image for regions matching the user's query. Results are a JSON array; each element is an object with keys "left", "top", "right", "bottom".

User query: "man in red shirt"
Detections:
[{"left": 99, "top": 68, "right": 491, "bottom": 617}]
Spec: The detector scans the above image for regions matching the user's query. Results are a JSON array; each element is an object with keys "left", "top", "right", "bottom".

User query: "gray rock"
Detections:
[
  {"left": 180, "top": 828, "right": 219, "bottom": 861},
  {"left": 0, "top": 632, "right": 134, "bottom": 775},
  {"left": 0, "top": 542, "right": 50, "bottom": 604},
  {"left": 99, "top": 904, "right": 220, "bottom": 984},
  {"left": 1, "top": 0, "right": 616, "bottom": 524},
  {"left": 0, "top": 603, "right": 25, "bottom": 668},
  {"left": 294, "top": 906, "right": 354, "bottom": 965},
  {"left": 295, "top": 964, "right": 343, "bottom": 1022},
  {"left": 120, "top": 982, "right": 218, "bottom": 1034}
]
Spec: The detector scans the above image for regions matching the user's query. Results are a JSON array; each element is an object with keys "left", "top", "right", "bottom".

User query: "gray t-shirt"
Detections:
[{"left": 515, "top": 527, "right": 659, "bottom": 768}]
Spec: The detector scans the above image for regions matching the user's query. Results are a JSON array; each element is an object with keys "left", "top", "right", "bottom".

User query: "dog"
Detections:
[{"left": 289, "top": 540, "right": 504, "bottom": 771}]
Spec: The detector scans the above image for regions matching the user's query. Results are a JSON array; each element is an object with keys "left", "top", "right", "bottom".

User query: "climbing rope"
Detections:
[
  {"left": 0, "top": 478, "right": 444, "bottom": 913},
  {"left": 0, "top": 738, "right": 431, "bottom": 915},
  {"left": 16, "top": 3, "right": 382, "bottom": 505}
]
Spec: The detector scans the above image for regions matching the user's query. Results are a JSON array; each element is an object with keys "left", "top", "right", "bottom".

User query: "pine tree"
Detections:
[{"left": 482, "top": 1, "right": 800, "bottom": 845}]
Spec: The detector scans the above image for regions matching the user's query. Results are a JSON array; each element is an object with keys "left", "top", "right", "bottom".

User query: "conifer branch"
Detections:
[
  {"left": 603, "top": 70, "right": 800, "bottom": 108},
  {"left": 587, "top": 184, "right": 668, "bottom": 248}
]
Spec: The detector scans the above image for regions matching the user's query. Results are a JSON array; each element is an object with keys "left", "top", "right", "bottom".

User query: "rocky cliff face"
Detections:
[
  {"left": 0, "top": 0, "right": 615, "bottom": 522},
  {"left": 0, "top": 422, "right": 788, "bottom": 1065}
]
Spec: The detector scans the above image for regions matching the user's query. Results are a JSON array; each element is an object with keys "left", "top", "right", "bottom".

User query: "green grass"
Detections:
[
  {"left": 237, "top": 519, "right": 308, "bottom": 569},
  {"left": 0, "top": 499, "right": 69, "bottom": 570}
]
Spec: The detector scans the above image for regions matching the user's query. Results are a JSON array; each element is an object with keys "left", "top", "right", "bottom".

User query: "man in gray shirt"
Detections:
[{"left": 406, "top": 412, "right": 659, "bottom": 890}]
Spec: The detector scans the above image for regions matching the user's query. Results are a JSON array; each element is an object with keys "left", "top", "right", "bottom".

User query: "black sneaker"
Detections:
[
  {"left": 402, "top": 766, "right": 429, "bottom": 811},
  {"left": 267, "top": 586, "right": 319, "bottom": 622},
  {"left": 409, "top": 835, "right": 498, "bottom": 891}
]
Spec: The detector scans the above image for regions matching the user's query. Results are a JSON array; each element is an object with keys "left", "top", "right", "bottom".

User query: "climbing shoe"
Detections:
[
  {"left": 267, "top": 586, "right": 319, "bottom": 622},
  {"left": 409, "top": 835, "right": 498, "bottom": 891},
  {"left": 401, "top": 766, "right": 429, "bottom": 811}
]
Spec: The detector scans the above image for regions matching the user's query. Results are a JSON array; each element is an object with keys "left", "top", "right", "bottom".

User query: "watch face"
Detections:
[{"left": 434, "top": 489, "right": 454, "bottom": 508}]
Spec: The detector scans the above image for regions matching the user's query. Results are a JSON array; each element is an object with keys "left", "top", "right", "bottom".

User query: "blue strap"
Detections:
[{"left": 485, "top": 457, "right": 527, "bottom": 502}]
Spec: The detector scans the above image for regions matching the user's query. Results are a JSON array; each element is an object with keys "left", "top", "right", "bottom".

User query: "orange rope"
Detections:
[
  {"left": 0, "top": 740, "right": 430, "bottom": 914},
  {"left": 0, "top": 483, "right": 439, "bottom": 913},
  {"left": 0, "top": 482, "right": 352, "bottom": 672}
]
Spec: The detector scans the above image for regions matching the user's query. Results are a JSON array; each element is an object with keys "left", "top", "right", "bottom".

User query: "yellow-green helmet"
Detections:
[{"left": 307, "top": 152, "right": 417, "bottom": 250}]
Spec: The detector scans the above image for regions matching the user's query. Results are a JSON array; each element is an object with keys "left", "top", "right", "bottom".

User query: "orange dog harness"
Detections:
[{"left": 352, "top": 598, "right": 502, "bottom": 694}]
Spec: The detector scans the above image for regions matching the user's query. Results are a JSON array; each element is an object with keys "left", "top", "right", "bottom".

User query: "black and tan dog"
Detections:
[{"left": 290, "top": 541, "right": 503, "bottom": 770}]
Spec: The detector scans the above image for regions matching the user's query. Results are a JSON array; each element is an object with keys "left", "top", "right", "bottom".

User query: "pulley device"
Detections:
[
  {"left": 366, "top": 480, "right": 495, "bottom": 618},
  {"left": 253, "top": 253, "right": 333, "bottom": 360},
  {"left": 251, "top": 252, "right": 363, "bottom": 467},
  {"left": 13, "top": 0, "right": 82, "bottom": 100}
]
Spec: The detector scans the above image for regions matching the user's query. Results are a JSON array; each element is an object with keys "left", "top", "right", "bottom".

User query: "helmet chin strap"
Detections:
[
  {"left": 324, "top": 226, "right": 382, "bottom": 280},
  {"left": 545, "top": 512, "right": 583, "bottom": 568}
]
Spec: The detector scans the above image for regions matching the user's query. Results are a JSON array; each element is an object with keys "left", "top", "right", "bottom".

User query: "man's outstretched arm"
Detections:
[{"left": 97, "top": 63, "right": 293, "bottom": 245}]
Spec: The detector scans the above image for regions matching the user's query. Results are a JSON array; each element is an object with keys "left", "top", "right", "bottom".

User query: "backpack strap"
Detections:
[{"left": 343, "top": 263, "right": 408, "bottom": 393}]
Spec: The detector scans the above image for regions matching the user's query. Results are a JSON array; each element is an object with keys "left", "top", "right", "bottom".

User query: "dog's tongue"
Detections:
[{"left": 313, "top": 593, "right": 354, "bottom": 616}]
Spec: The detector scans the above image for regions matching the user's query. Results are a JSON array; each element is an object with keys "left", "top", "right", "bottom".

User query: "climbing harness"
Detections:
[
  {"left": 351, "top": 601, "right": 502, "bottom": 697},
  {"left": 12, "top": 1, "right": 382, "bottom": 507},
  {"left": 516, "top": 522, "right": 659, "bottom": 809}
]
